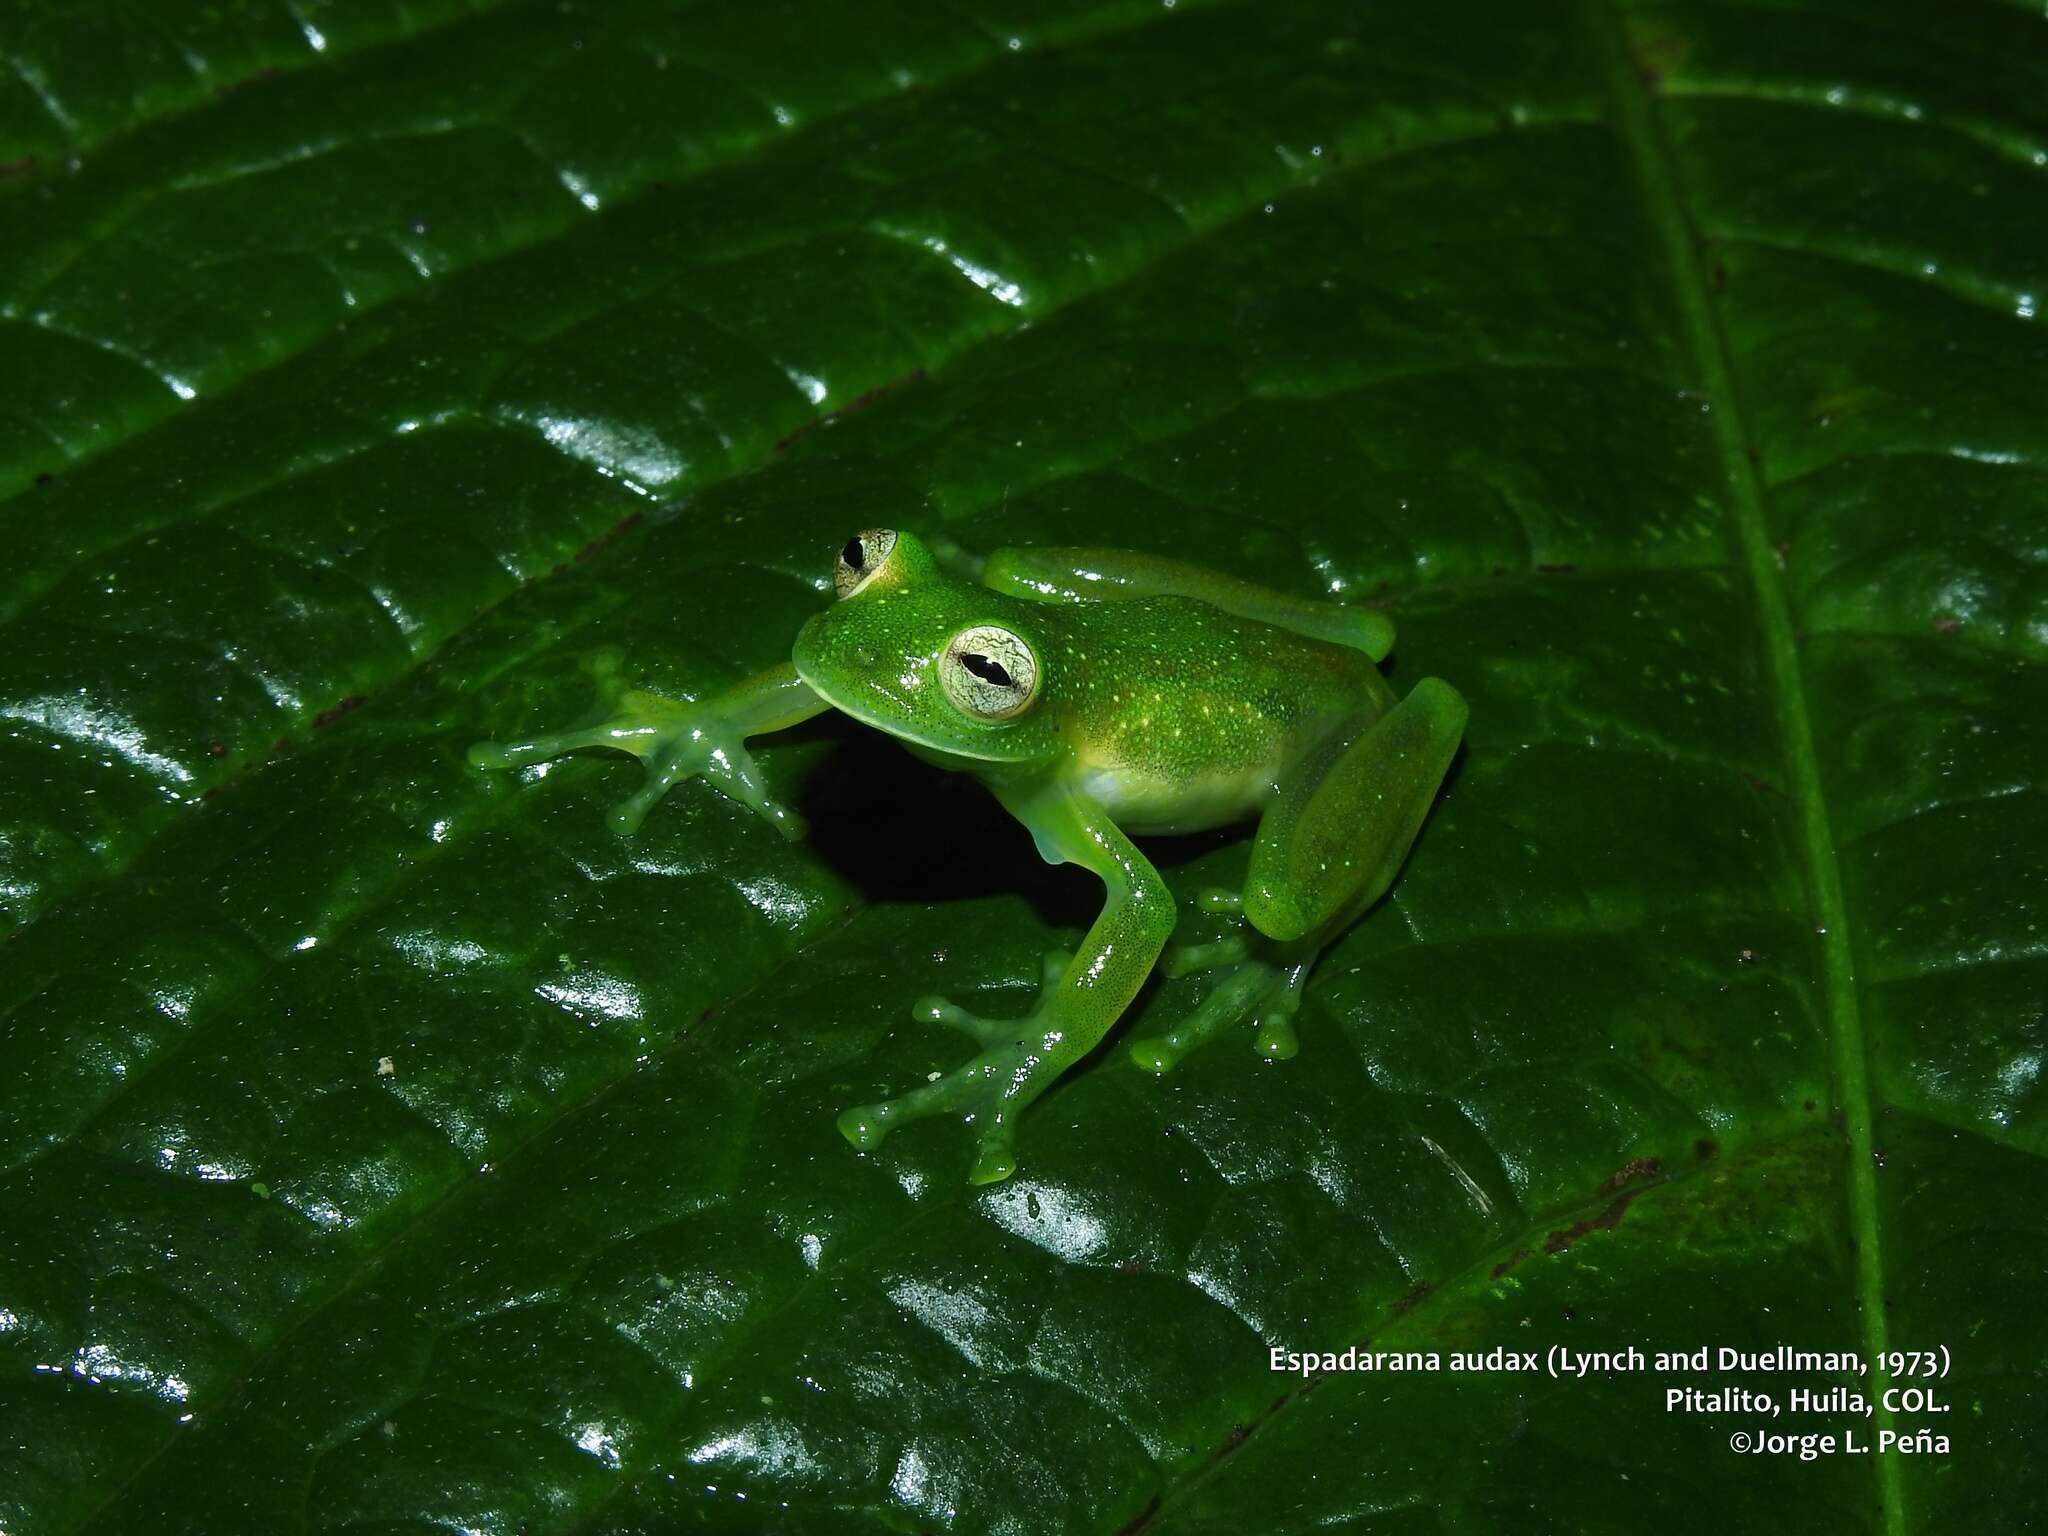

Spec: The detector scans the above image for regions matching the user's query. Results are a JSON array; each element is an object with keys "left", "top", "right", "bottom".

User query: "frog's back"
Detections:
[{"left": 1040, "top": 595, "right": 1386, "bottom": 835}]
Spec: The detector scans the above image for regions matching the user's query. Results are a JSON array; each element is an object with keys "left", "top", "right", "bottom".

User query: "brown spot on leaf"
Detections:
[
  {"left": 314, "top": 695, "right": 367, "bottom": 730},
  {"left": 1695, "top": 1138, "right": 1719, "bottom": 1161},
  {"left": 1600, "top": 1156, "right": 1663, "bottom": 1195},
  {"left": 207, "top": 741, "right": 229, "bottom": 758},
  {"left": 1115, "top": 1496, "right": 1163, "bottom": 1536},
  {"left": 1932, "top": 616, "right": 1961, "bottom": 635},
  {"left": 1492, "top": 1247, "right": 1531, "bottom": 1280},
  {"left": 1392, "top": 1281, "right": 1432, "bottom": 1314},
  {"left": 1544, "top": 1184, "right": 1654, "bottom": 1257}
]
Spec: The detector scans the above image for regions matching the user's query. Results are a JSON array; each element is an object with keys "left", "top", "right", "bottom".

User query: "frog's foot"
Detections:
[
  {"left": 1160, "top": 935, "right": 1250, "bottom": 978},
  {"left": 1159, "top": 888, "right": 1253, "bottom": 977},
  {"left": 469, "top": 686, "right": 803, "bottom": 839},
  {"left": 837, "top": 1050, "right": 1028, "bottom": 1185},
  {"left": 841, "top": 952, "right": 1076, "bottom": 1186},
  {"left": 911, "top": 951, "right": 1069, "bottom": 1048},
  {"left": 1129, "top": 957, "right": 1312, "bottom": 1075}
]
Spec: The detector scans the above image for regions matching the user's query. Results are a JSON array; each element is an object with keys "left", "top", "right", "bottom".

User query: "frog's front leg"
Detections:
[
  {"left": 837, "top": 784, "right": 1174, "bottom": 1185},
  {"left": 469, "top": 659, "right": 828, "bottom": 836}
]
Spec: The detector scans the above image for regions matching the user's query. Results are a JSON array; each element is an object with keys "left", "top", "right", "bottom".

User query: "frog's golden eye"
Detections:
[
  {"left": 834, "top": 528, "right": 898, "bottom": 599},
  {"left": 939, "top": 625, "right": 1039, "bottom": 720}
]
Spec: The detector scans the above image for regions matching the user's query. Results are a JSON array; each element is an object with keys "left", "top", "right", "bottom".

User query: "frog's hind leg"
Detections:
[
  {"left": 979, "top": 546, "right": 1395, "bottom": 660},
  {"left": 1160, "top": 933, "right": 1251, "bottom": 978},
  {"left": 1129, "top": 952, "right": 1313, "bottom": 1073},
  {"left": 1131, "top": 677, "right": 1465, "bottom": 1074},
  {"left": 1158, "top": 887, "right": 1257, "bottom": 975},
  {"left": 1242, "top": 676, "right": 1467, "bottom": 944}
]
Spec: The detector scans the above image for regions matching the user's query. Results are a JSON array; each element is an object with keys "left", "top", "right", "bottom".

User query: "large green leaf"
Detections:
[{"left": 3, "top": 0, "right": 2043, "bottom": 1530}]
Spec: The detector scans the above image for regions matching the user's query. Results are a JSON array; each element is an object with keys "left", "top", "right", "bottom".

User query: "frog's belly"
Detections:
[{"left": 1078, "top": 762, "right": 1276, "bottom": 837}]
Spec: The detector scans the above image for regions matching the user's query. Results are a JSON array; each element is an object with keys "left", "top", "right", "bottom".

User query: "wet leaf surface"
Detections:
[{"left": 2, "top": 0, "right": 2042, "bottom": 1530}]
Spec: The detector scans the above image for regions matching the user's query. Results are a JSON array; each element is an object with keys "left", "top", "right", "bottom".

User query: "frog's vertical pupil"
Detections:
[
  {"left": 960, "top": 653, "right": 1014, "bottom": 688},
  {"left": 842, "top": 537, "right": 865, "bottom": 570}
]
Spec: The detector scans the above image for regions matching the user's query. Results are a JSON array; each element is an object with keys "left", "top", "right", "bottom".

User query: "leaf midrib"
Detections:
[{"left": 1581, "top": 4, "right": 1903, "bottom": 1533}]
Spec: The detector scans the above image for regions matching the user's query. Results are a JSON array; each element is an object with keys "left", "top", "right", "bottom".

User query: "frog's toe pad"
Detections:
[
  {"left": 1131, "top": 959, "right": 1311, "bottom": 1072},
  {"left": 835, "top": 1090, "right": 1020, "bottom": 1186},
  {"left": 968, "top": 1142, "right": 1018, "bottom": 1185},
  {"left": 1253, "top": 1009, "right": 1301, "bottom": 1060},
  {"left": 836, "top": 1102, "right": 892, "bottom": 1151},
  {"left": 836, "top": 1039, "right": 1036, "bottom": 1184},
  {"left": 1129, "top": 1037, "right": 1181, "bottom": 1075}
]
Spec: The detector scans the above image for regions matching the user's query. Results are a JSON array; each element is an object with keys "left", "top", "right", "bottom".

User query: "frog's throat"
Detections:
[{"left": 790, "top": 658, "right": 1035, "bottom": 764}]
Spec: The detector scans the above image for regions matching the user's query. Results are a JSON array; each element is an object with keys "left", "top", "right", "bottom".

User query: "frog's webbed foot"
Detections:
[
  {"left": 840, "top": 951, "right": 1074, "bottom": 1186},
  {"left": 1129, "top": 954, "right": 1313, "bottom": 1075},
  {"left": 1160, "top": 934, "right": 1251, "bottom": 978},
  {"left": 911, "top": 951, "right": 1070, "bottom": 1047},
  {"left": 1158, "top": 887, "right": 1251, "bottom": 976},
  {"left": 469, "top": 669, "right": 806, "bottom": 839}
]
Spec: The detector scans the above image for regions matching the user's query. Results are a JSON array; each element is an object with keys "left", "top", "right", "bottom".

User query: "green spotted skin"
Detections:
[
  {"left": 471, "top": 529, "right": 1464, "bottom": 1184},
  {"left": 794, "top": 576, "right": 1389, "bottom": 834}
]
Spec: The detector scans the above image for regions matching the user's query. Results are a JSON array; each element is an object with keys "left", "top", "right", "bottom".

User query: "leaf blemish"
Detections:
[
  {"left": 1543, "top": 1185, "right": 1654, "bottom": 1257},
  {"left": 313, "top": 695, "right": 367, "bottom": 730},
  {"left": 1599, "top": 1156, "right": 1663, "bottom": 1195}
]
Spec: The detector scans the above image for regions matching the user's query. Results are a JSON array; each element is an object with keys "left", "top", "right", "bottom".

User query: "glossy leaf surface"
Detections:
[{"left": 2, "top": 0, "right": 2043, "bottom": 1531}]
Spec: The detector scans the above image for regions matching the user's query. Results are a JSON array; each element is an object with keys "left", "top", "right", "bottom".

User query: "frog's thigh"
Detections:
[
  {"left": 982, "top": 547, "right": 1394, "bottom": 660},
  {"left": 1244, "top": 678, "right": 1468, "bottom": 942}
]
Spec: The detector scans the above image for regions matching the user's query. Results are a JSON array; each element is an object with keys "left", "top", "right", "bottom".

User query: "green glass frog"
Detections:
[{"left": 470, "top": 530, "right": 1465, "bottom": 1184}]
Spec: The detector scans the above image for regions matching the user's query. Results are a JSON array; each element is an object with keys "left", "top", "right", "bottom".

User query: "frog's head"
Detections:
[{"left": 792, "top": 529, "right": 1059, "bottom": 764}]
